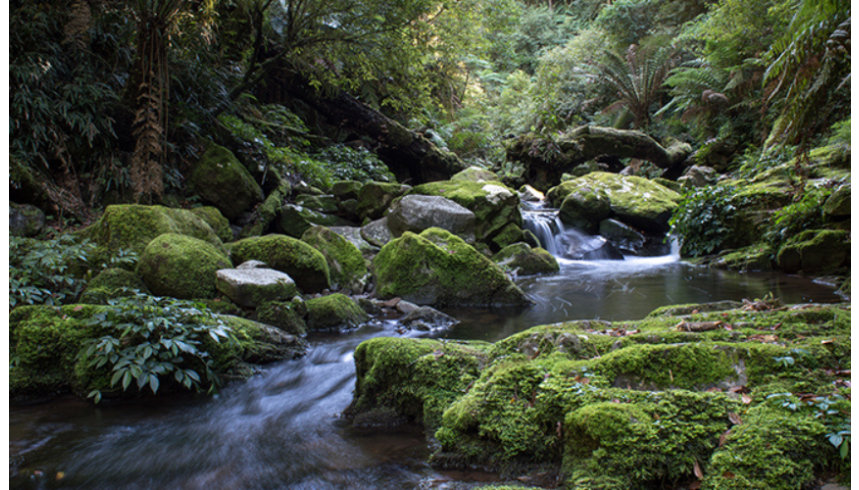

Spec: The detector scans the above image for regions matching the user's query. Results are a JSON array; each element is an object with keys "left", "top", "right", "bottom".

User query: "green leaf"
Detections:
[
  {"left": 121, "top": 371, "right": 132, "bottom": 391},
  {"left": 149, "top": 374, "right": 159, "bottom": 394}
]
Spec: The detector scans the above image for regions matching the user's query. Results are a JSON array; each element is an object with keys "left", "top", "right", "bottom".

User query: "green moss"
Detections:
[
  {"left": 558, "top": 188, "right": 611, "bottom": 232},
  {"left": 546, "top": 172, "right": 681, "bottom": 233},
  {"left": 703, "top": 406, "right": 835, "bottom": 489},
  {"left": 79, "top": 268, "right": 149, "bottom": 304},
  {"left": 489, "top": 223, "right": 530, "bottom": 251},
  {"left": 451, "top": 166, "right": 498, "bottom": 182},
  {"left": 711, "top": 244, "right": 774, "bottom": 271},
  {"left": 229, "top": 234, "right": 331, "bottom": 293},
  {"left": 356, "top": 181, "right": 411, "bottom": 220},
  {"left": 349, "top": 337, "right": 489, "bottom": 429},
  {"left": 207, "top": 315, "right": 307, "bottom": 372},
  {"left": 493, "top": 243, "right": 560, "bottom": 276},
  {"left": 373, "top": 228, "right": 529, "bottom": 306},
  {"left": 137, "top": 233, "right": 232, "bottom": 299},
  {"left": 305, "top": 293, "right": 368, "bottom": 330},
  {"left": 191, "top": 206, "right": 233, "bottom": 242},
  {"left": 256, "top": 299, "right": 307, "bottom": 336},
  {"left": 240, "top": 179, "right": 291, "bottom": 238},
  {"left": 188, "top": 143, "right": 263, "bottom": 220},
  {"left": 301, "top": 226, "right": 368, "bottom": 293},
  {"left": 82, "top": 204, "right": 223, "bottom": 256}
]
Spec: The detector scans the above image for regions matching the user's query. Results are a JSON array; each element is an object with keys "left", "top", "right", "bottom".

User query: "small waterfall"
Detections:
[
  {"left": 521, "top": 202, "right": 622, "bottom": 260},
  {"left": 521, "top": 205, "right": 564, "bottom": 255}
]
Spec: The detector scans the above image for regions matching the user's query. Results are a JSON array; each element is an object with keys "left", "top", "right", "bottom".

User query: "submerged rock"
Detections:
[
  {"left": 400, "top": 306, "right": 460, "bottom": 331},
  {"left": 373, "top": 227, "right": 531, "bottom": 307}
]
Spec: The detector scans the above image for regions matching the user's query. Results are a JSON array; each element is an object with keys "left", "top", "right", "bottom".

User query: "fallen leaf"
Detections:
[
  {"left": 719, "top": 429, "right": 732, "bottom": 447},
  {"left": 741, "top": 394, "right": 752, "bottom": 404},
  {"left": 689, "top": 482, "right": 702, "bottom": 490},
  {"left": 728, "top": 412, "right": 742, "bottom": 425},
  {"left": 821, "top": 338, "right": 835, "bottom": 345},
  {"left": 706, "top": 387, "right": 723, "bottom": 392},
  {"left": 693, "top": 460, "right": 704, "bottom": 479},
  {"left": 669, "top": 369, "right": 674, "bottom": 383},
  {"left": 722, "top": 471, "right": 735, "bottom": 479},
  {"left": 73, "top": 305, "right": 84, "bottom": 312},
  {"left": 723, "top": 323, "right": 734, "bottom": 331},
  {"left": 729, "top": 385, "right": 750, "bottom": 394}
]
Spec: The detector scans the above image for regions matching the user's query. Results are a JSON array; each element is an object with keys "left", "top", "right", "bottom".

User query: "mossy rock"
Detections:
[
  {"left": 188, "top": 143, "right": 263, "bottom": 220},
  {"left": 493, "top": 243, "right": 559, "bottom": 276},
  {"left": 83, "top": 204, "right": 223, "bottom": 256},
  {"left": 209, "top": 314, "right": 307, "bottom": 370},
  {"left": 823, "top": 182, "right": 851, "bottom": 219},
  {"left": 331, "top": 180, "right": 362, "bottom": 200},
  {"left": 191, "top": 206, "right": 233, "bottom": 242},
  {"left": 451, "top": 166, "right": 499, "bottom": 182},
  {"left": 229, "top": 234, "right": 331, "bottom": 293},
  {"left": 305, "top": 293, "right": 368, "bottom": 330},
  {"left": 278, "top": 203, "right": 348, "bottom": 238},
  {"left": 295, "top": 194, "right": 340, "bottom": 214},
  {"left": 356, "top": 181, "right": 411, "bottom": 220},
  {"left": 9, "top": 202, "right": 46, "bottom": 237},
  {"left": 301, "top": 226, "right": 369, "bottom": 293},
  {"left": 711, "top": 244, "right": 774, "bottom": 272},
  {"left": 558, "top": 188, "right": 611, "bottom": 232},
  {"left": 138, "top": 233, "right": 232, "bottom": 299},
  {"left": 214, "top": 267, "right": 299, "bottom": 308},
  {"left": 79, "top": 268, "right": 149, "bottom": 304},
  {"left": 240, "top": 179, "right": 291, "bottom": 238},
  {"left": 256, "top": 299, "right": 307, "bottom": 336},
  {"left": 776, "top": 229, "right": 849, "bottom": 274},
  {"left": 409, "top": 180, "right": 522, "bottom": 250},
  {"left": 547, "top": 172, "right": 681, "bottom": 233},
  {"left": 373, "top": 227, "right": 531, "bottom": 307},
  {"left": 490, "top": 223, "right": 536, "bottom": 251},
  {"left": 348, "top": 337, "right": 490, "bottom": 429}
]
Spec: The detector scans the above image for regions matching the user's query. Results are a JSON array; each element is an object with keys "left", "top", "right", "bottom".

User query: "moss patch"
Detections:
[
  {"left": 188, "top": 143, "right": 263, "bottom": 220},
  {"left": 229, "top": 234, "right": 331, "bottom": 293},
  {"left": 493, "top": 243, "right": 559, "bottom": 276},
  {"left": 305, "top": 293, "right": 368, "bottom": 330},
  {"left": 191, "top": 206, "right": 233, "bottom": 242},
  {"left": 776, "top": 229, "right": 850, "bottom": 274}
]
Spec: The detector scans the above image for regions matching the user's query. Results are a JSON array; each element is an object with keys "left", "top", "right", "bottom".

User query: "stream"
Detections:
[{"left": 10, "top": 209, "right": 843, "bottom": 489}]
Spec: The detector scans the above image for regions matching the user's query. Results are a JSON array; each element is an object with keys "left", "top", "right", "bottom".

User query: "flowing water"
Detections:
[{"left": 10, "top": 206, "right": 844, "bottom": 489}]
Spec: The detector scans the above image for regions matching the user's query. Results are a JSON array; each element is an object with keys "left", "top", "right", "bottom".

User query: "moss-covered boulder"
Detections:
[
  {"left": 191, "top": 206, "right": 233, "bottom": 242},
  {"left": 776, "top": 229, "right": 849, "bottom": 274},
  {"left": 256, "top": 299, "right": 307, "bottom": 336},
  {"left": 558, "top": 187, "right": 611, "bottom": 232},
  {"left": 349, "top": 302, "right": 850, "bottom": 487},
  {"left": 547, "top": 172, "right": 681, "bottom": 233},
  {"left": 451, "top": 166, "right": 498, "bottom": 182},
  {"left": 188, "top": 143, "right": 263, "bottom": 220},
  {"left": 301, "top": 226, "right": 368, "bottom": 293},
  {"left": 331, "top": 180, "right": 362, "bottom": 200},
  {"left": 137, "top": 233, "right": 232, "bottom": 299},
  {"left": 373, "top": 228, "right": 531, "bottom": 307},
  {"left": 9, "top": 202, "right": 46, "bottom": 237},
  {"left": 493, "top": 243, "right": 559, "bottom": 276},
  {"left": 305, "top": 293, "right": 368, "bottom": 330},
  {"left": 409, "top": 180, "right": 522, "bottom": 250},
  {"left": 711, "top": 244, "right": 774, "bottom": 272},
  {"left": 229, "top": 234, "right": 331, "bottom": 293},
  {"left": 356, "top": 181, "right": 411, "bottom": 221},
  {"left": 278, "top": 203, "right": 348, "bottom": 238},
  {"left": 84, "top": 204, "right": 223, "bottom": 256},
  {"left": 79, "top": 268, "right": 149, "bottom": 304},
  {"left": 823, "top": 182, "right": 850, "bottom": 220},
  {"left": 295, "top": 194, "right": 340, "bottom": 214}
]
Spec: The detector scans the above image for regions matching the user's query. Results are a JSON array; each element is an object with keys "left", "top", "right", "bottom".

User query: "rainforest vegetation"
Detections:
[{"left": 10, "top": 0, "right": 851, "bottom": 488}]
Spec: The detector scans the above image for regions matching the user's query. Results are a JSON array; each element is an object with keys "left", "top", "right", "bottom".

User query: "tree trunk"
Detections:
[
  {"left": 507, "top": 125, "right": 692, "bottom": 190},
  {"left": 267, "top": 69, "right": 468, "bottom": 184}
]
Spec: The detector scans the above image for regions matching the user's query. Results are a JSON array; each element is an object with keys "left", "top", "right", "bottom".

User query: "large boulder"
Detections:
[
  {"left": 329, "top": 226, "right": 379, "bottom": 258},
  {"left": 84, "top": 204, "right": 223, "bottom": 256},
  {"left": 191, "top": 206, "right": 233, "bottom": 242},
  {"left": 138, "top": 233, "right": 232, "bottom": 299},
  {"left": 387, "top": 194, "right": 476, "bottom": 242},
  {"left": 558, "top": 188, "right": 611, "bottom": 232},
  {"left": 547, "top": 172, "right": 681, "bottom": 234},
  {"left": 277, "top": 204, "right": 348, "bottom": 238},
  {"left": 776, "top": 229, "right": 849, "bottom": 274},
  {"left": 305, "top": 293, "right": 369, "bottom": 331},
  {"left": 188, "top": 143, "right": 263, "bottom": 220},
  {"left": 361, "top": 217, "right": 395, "bottom": 248},
  {"left": 409, "top": 180, "right": 522, "bottom": 250},
  {"left": 215, "top": 266, "right": 299, "bottom": 308},
  {"left": 228, "top": 234, "right": 331, "bottom": 293},
  {"left": 823, "top": 183, "right": 850, "bottom": 220},
  {"left": 373, "top": 227, "right": 531, "bottom": 307},
  {"left": 301, "top": 226, "right": 369, "bottom": 293},
  {"left": 450, "top": 166, "right": 498, "bottom": 182},
  {"left": 493, "top": 243, "right": 559, "bottom": 276}
]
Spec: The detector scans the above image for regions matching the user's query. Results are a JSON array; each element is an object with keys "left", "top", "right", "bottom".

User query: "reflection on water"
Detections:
[{"left": 10, "top": 253, "right": 842, "bottom": 489}]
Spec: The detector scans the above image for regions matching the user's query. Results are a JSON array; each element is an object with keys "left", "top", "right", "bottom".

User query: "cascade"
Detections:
[{"left": 521, "top": 201, "right": 622, "bottom": 260}]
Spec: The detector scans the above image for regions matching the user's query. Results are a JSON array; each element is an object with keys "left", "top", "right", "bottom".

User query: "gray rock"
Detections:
[
  {"left": 517, "top": 185, "right": 545, "bottom": 202},
  {"left": 278, "top": 203, "right": 347, "bottom": 238},
  {"left": 599, "top": 218, "right": 646, "bottom": 254},
  {"left": 9, "top": 202, "right": 45, "bottom": 237},
  {"left": 237, "top": 260, "right": 268, "bottom": 270},
  {"left": 395, "top": 299, "right": 420, "bottom": 315},
  {"left": 678, "top": 165, "right": 718, "bottom": 188},
  {"left": 329, "top": 226, "right": 380, "bottom": 257},
  {"left": 387, "top": 194, "right": 476, "bottom": 242},
  {"left": 216, "top": 268, "right": 299, "bottom": 308},
  {"left": 400, "top": 306, "right": 459, "bottom": 331},
  {"left": 361, "top": 217, "right": 394, "bottom": 247}
]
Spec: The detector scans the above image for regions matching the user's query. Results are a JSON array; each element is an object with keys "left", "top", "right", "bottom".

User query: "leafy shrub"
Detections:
[
  {"left": 79, "top": 293, "right": 236, "bottom": 403},
  {"left": 10, "top": 234, "right": 137, "bottom": 308},
  {"left": 313, "top": 145, "right": 394, "bottom": 182},
  {"left": 764, "top": 185, "right": 833, "bottom": 248},
  {"left": 669, "top": 185, "right": 750, "bottom": 256}
]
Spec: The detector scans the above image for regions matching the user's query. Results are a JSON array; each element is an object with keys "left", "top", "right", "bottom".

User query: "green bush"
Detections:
[
  {"left": 669, "top": 185, "right": 751, "bottom": 257},
  {"left": 79, "top": 293, "right": 237, "bottom": 403},
  {"left": 764, "top": 185, "right": 833, "bottom": 249}
]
